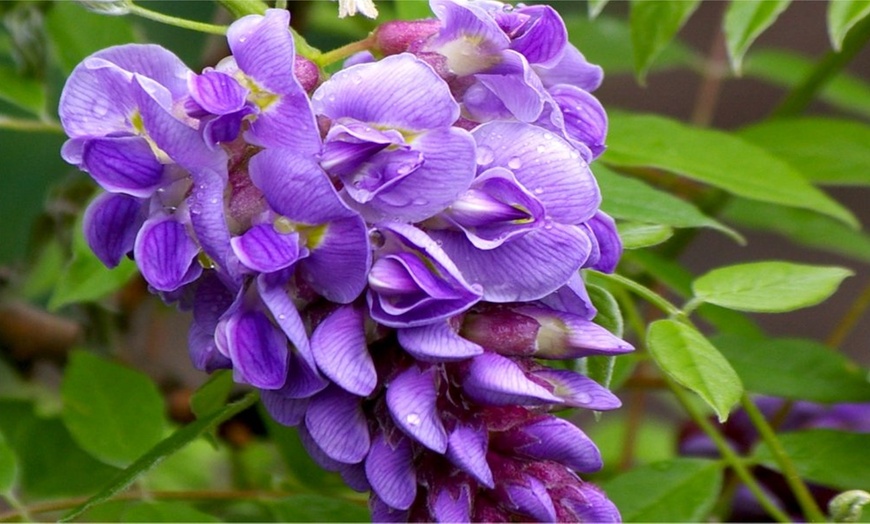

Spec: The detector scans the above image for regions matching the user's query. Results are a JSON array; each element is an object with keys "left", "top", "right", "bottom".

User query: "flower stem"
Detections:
[
  {"left": 128, "top": 3, "right": 228, "bottom": 34},
  {"left": 826, "top": 277, "right": 870, "bottom": 348},
  {"left": 773, "top": 13, "right": 870, "bottom": 118},
  {"left": 0, "top": 115, "right": 63, "bottom": 133},
  {"left": 667, "top": 378, "right": 792, "bottom": 523},
  {"left": 740, "top": 395, "right": 827, "bottom": 522},
  {"left": 588, "top": 271, "right": 683, "bottom": 318},
  {"left": 215, "top": 0, "right": 268, "bottom": 18},
  {"left": 315, "top": 34, "right": 377, "bottom": 68}
]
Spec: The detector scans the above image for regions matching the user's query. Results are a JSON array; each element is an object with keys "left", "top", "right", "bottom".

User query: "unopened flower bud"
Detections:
[
  {"left": 374, "top": 19, "right": 441, "bottom": 56},
  {"left": 294, "top": 55, "right": 321, "bottom": 92},
  {"left": 460, "top": 308, "right": 540, "bottom": 356}
]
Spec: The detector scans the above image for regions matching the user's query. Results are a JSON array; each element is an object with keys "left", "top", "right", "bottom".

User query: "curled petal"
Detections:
[
  {"left": 462, "top": 352, "right": 562, "bottom": 406},
  {"left": 368, "top": 223, "right": 482, "bottom": 328},
  {"left": 386, "top": 365, "right": 448, "bottom": 453},
  {"left": 533, "top": 368, "right": 623, "bottom": 410},
  {"left": 585, "top": 211, "right": 622, "bottom": 273},
  {"left": 431, "top": 224, "right": 592, "bottom": 302},
  {"left": 313, "top": 53, "right": 460, "bottom": 131},
  {"left": 470, "top": 50, "right": 545, "bottom": 123},
  {"left": 311, "top": 305, "right": 377, "bottom": 397},
  {"left": 230, "top": 223, "right": 302, "bottom": 273},
  {"left": 446, "top": 423, "right": 494, "bottom": 487},
  {"left": 305, "top": 384, "right": 370, "bottom": 463},
  {"left": 188, "top": 70, "right": 249, "bottom": 115},
  {"left": 225, "top": 309, "right": 288, "bottom": 389},
  {"left": 134, "top": 215, "right": 201, "bottom": 292},
  {"left": 550, "top": 84, "right": 608, "bottom": 160},
  {"left": 397, "top": 320, "right": 484, "bottom": 362},
  {"left": 509, "top": 5, "right": 568, "bottom": 66},
  {"left": 502, "top": 476, "right": 557, "bottom": 522},
  {"left": 81, "top": 136, "right": 165, "bottom": 197},
  {"left": 494, "top": 416, "right": 603, "bottom": 473},
  {"left": 299, "top": 215, "right": 371, "bottom": 304},
  {"left": 536, "top": 45, "right": 603, "bottom": 91},
  {"left": 84, "top": 192, "right": 143, "bottom": 268},
  {"left": 365, "top": 432, "right": 417, "bottom": 510},
  {"left": 472, "top": 121, "right": 600, "bottom": 224},
  {"left": 261, "top": 391, "right": 308, "bottom": 426}
]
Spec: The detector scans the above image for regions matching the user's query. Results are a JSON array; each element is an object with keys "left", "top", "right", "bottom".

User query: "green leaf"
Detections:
[
  {"left": 44, "top": 2, "right": 137, "bottom": 74},
  {"left": 0, "top": 65, "right": 46, "bottom": 116},
  {"left": 61, "top": 351, "right": 166, "bottom": 468},
  {"left": 597, "top": 164, "right": 742, "bottom": 242},
  {"left": 565, "top": 14, "right": 696, "bottom": 75},
  {"left": 601, "top": 458, "right": 723, "bottom": 522},
  {"left": 629, "top": 0, "right": 701, "bottom": 81},
  {"left": 588, "top": 0, "right": 610, "bottom": 18},
  {"left": 0, "top": 400, "right": 120, "bottom": 498},
  {"left": 723, "top": 0, "right": 791, "bottom": 73},
  {"left": 626, "top": 250, "right": 765, "bottom": 338},
  {"left": 617, "top": 222, "right": 673, "bottom": 249},
  {"left": 714, "top": 335, "right": 870, "bottom": 403},
  {"left": 647, "top": 320, "right": 743, "bottom": 422},
  {"left": 603, "top": 113, "right": 858, "bottom": 228},
  {"left": 123, "top": 502, "right": 220, "bottom": 523},
  {"left": 724, "top": 199, "right": 870, "bottom": 265},
  {"left": 587, "top": 281, "right": 624, "bottom": 338},
  {"left": 49, "top": 211, "right": 139, "bottom": 310},
  {"left": 59, "top": 391, "right": 259, "bottom": 523},
  {"left": 692, "top": 261, "right": 853, "bottom": 313},
  {"left": 267, "top": 494, "right": 370, "bottom": 523},
  {"left": 190, "top": 370, "right": 235, "bottom": 419},
  {"left": 0, "top": 432, "right": 17, "bottom": 494},
  {"left": 828, "top": 0, "right": 870, "bottom": 50},
  {"left": 754, "top": 430, "right": 870, "bottom": 491},
  {"left": 744, "top": 49, "right": 870, "bottom": 120},
  {"left": 739, "top": 117, "right": 870, "bottom": 186}
]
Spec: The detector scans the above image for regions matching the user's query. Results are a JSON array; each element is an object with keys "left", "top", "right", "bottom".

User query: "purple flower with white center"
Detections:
[{"left": 313, "top": 53, "right": 477, "bottom": 223}]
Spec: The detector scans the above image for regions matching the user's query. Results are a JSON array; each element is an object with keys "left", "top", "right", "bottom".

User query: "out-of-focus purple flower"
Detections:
[{"left": 680, "top": 397, "right": 870, "bottom": 521}]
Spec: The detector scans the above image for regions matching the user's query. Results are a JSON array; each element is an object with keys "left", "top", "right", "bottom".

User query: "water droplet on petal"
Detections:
[
  {"left": 543, "top": 132, "right": 554, "bottom": 141},
  {"left": 369, "top": 230, "right": 385, "bottom": 248},
  {"left": 536, "top": 145, "right": 546, "bottom": 153},
  {"left": 507, "top": 157, "right": 522, "bottom": 169},
  {"left": 534, "top": 187, "right": 544, "bottom": 195},
  {"left": 405, "top": 413, "right": 421, "bottom": 426},
  {"left": 573, "top": 392, "right": 591, "bottom": 403},
  {"left": 476, "top": 146, "right": 494, "bottom": 166},
  {"left": 412, "top": 197, "right": 428, "bottom": 206},
  {"left": 278, "top": 314, "right": 286, "bottom": 320}
]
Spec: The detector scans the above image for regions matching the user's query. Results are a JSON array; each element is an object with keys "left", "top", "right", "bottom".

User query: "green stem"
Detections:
[
  {"left": 2, "top": 493, "right": 35, "bottom": 523},
  {"left": 740, "top": 395, "right": 827, "bottom": 523},
  {"left": 0, "top": 488, "right": 367, "bottom": 522},
  {"left": 773, "top": 13, "right": 870, "bottom": 118},
  {"left": 128, "top": 4, "right": 228, "bottom": 34},
  {"left": 0, "top": 116, "right": 63, "bottom": 133},
  {"left": 826, "top": 277, "right": 870, "bottom": 349},
  {"left": 667, "top": 378, "right": 792, "bottom": 523},
  {"left": 315, "top": 34, "right": 377, "bottom": 68},
  {"left": 216, "top": 0, "right": 268, "bottom": 18},
  {"left": 588, "top": 271, "right": 683, "bottom": 318}
]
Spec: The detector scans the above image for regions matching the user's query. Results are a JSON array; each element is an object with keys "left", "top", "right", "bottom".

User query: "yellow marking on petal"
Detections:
[
  {"left": 130, "top": 110, "right": 172, "bottom": 163},
  {"left": 273, "top": 217, "right": 328, "bottom": 250},
  {"left": 237, "top": 72, "right": 279, "bottom": 111}
]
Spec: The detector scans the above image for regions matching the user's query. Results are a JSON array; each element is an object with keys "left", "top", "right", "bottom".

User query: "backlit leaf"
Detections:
[
  {"left": 692, "top": 261, "right": 853, "bottom": 313},
  {"left": 604, "top": 113, "right": 858, "bottom": 227},
  {"left": 617, "top": 222, "right": 673, "bottom": 249},
  {"left": 828, "top": 0, "right": 870, "bottom": 50},
  {"left": 647, "top": 320, "right": 742, "bottom": 421},
  {"left": 629, "top": 0, "right": 700, "bottom": 81},
  {"left": 723, "top": 0, "right": 791, "bottom": 72}
]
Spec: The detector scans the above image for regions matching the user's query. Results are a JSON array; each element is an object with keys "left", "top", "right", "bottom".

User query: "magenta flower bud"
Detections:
[
  {"left": 294, "top": 54, "right": 320, "bottom": 92},
  {"left": 374, "top": 19, "right": 441, "bottom": 56},
  {"left": 460, "top": 307, "right": 540, "bottom": 356}
]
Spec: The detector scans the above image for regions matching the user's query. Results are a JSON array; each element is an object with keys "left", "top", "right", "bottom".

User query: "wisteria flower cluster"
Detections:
[{"left": 59, "top": 1, "right": 631, "bottom": 521}]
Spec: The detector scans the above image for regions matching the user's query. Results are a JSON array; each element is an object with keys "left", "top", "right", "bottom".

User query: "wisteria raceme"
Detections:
[{"left": 59, "top": 1, "right": 631, "bottom": 521}]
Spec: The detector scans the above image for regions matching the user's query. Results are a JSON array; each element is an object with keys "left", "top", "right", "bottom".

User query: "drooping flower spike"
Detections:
[{"left": 60, "top": 2, "right": 630, "bottom": 521}]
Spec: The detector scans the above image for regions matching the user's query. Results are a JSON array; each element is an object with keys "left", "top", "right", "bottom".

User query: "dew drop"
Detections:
[
  {"left": 476, "top": 145, "right": 494, "bottom": 166},
  {"left": 239, "top": 36, "right": 247, "bottom": 43},
  {"left": 190, "top": 204, "right": 202, "bottom": 215},
  {"left": 278, "top": 314, "right": 286, "bottom": 320},
  {"left": 536, "top": 145, "right": 546, "bottom": 153},
  {"left": 507, "top": 157, "right": 522, "bottom": 169},
  {"left": 533, "top": 187, "right": 544, "bottom": 195},
  {"left": 543, "top": 132, "right": 554, "bottom": 141},
  {"left": 412, "top": 197, "right": 429, "bottom": 206},
  {"left": 405, "top": 413, "right": 421, "bottom": 427},
  {"left": 209, "top": 198, "right": 218, "bottom": 204},
  {"left": 352, "top": 73, "right": 363, "bottom": 84}
]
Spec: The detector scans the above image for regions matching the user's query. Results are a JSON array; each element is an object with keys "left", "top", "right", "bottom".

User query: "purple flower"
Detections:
[{"left": 313, "top": 53, "right": 477, "bottom": 223}]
